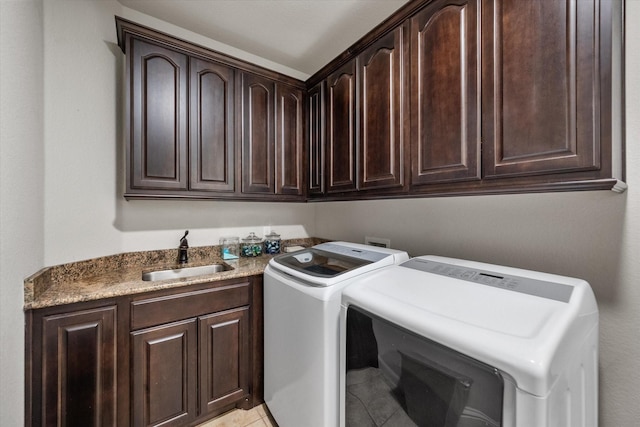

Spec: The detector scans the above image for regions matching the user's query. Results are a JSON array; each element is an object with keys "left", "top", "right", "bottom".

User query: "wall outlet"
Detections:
[{"left": 365, "top": 236, "right": 391, "bottom": 248}]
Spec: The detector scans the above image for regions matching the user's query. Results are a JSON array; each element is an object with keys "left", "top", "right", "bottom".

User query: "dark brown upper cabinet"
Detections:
[
  {"left": 240, "top": 73, "right": 305, "bottom": 197},
  {"left": 241, "top": 73, "right": 275, "bottom": 194},
  {"left": 358, "top": 26, "right": 407, "bottom": 191},
  {"left": 324, "top": 27, "right": 407, "bottom": 196},
  {"left": 275, "top": 84, "right": 305, "bottom": 196},
  {"left": 307, "top": 0, "right": 624, "bottom": 199},
  {"left": 129, "top": 38, "right": 189, "bottom": 192},
  {"left": 122, "top": 32, "right": 236, "bottom": 198},
  {"left": 482, "top": 0, "right": 612, "bottom": 180},
  {"left": 409, "top": 0, "right": 481, "bottom": 186},
  {"left": 326, "top": 61, "right": 358, "bottom": 194},
  {"left": 118, "top": 0, "right": 625, "bottom": 202},
  {"left": 116, "top": 17, "right": 306, "bottom": 201},
  {"left": 307, "top": 82, "right": 325, "bottom": 196},
  {"left": 190, "top": 57, "right": 236, "bottom": 193}
]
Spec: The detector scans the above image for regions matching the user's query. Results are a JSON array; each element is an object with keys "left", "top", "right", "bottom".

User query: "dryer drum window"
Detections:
[{"left": 345, "top": 306, "right": 504, "bottom": 427}]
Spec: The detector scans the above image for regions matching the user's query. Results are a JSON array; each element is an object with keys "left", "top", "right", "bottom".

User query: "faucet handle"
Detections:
[{"left": 180, "top": 230, "right": 189, "bottom": 247}]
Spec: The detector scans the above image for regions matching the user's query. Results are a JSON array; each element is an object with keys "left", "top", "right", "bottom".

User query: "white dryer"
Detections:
[
  {"left": 340, "top": 256, "right": 599, "bottom": 427},
  {"left": 264, "top": 242, "right": 409, "bottom": 427}
]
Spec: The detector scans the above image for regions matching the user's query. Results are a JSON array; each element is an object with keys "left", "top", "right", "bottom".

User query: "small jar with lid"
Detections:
[
  {"left": 263, "top": 231, "right": 281, "bottom": 254},
  {"left": 241, "top": 232, "right": 263, "bottom": 257}
]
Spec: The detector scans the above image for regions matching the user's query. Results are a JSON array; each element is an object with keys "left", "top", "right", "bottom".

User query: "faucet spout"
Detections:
[{"left": 178, "top": 230, "right": 189, "bottom": 264}]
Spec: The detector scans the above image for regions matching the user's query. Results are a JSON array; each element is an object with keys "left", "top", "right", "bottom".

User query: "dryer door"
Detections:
[{"left": 345, "top": 306, "right": 505, "bottom": 427}]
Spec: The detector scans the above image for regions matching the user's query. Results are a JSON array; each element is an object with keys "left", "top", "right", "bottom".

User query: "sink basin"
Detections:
[{"left": 142, "top": 264, "right": 232, "bottom": 281}]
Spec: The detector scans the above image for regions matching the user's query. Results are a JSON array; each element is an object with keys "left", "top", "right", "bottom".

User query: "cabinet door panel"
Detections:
[
  {"left": 275, "top": 85, "right": 305, "bottom": 196},
  {"left": 199, "top": 307, "right": 250, "bottom": 415},
  {"left": 358, "top": 27, "right": 405, "bottom": 190},
  {"left": 241, "top": 73, "right": 275, "bottom": 194},
  {"left": 326, "top": 62, "right": 357, "bottom": 193},
  {"left": 130, "top": 39, "right": 188, "bottom": 190},
  {"left": 131, "top": 319, "right": 197, "bottom": 427},
  {"left": 483, "top": 0, "right": 599, "bottom": 177},
  {"left": 308, "top": 82, "right": 325, "bottom": 195},
  {"left": 411, "top": 0, "right": 481, "bottom": 185},
  {"left": 190, "top": 58, "right": 235, "bottom": 192},
  {"left": 41, "top": 306, "right": 117, "bottom": 427}
]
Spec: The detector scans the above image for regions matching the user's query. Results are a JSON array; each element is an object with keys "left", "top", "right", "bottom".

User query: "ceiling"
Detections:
[{"left": 118, "top": 0, "right": 411, "bottom": 77}]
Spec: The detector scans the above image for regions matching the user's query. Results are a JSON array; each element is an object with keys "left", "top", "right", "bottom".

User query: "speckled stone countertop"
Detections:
[{"left": 24, "top": 238, "right": 323, "bottom": 310}]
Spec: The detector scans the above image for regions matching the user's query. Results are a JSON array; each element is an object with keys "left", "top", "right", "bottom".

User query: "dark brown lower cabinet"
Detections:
[
  {"left": 131, "top": 319, "right": 198, "bottom": 427},
  {"left": 26, "top": 276, "right": 263, "bottom": 427},
  {"left": 199, "top": 307, "right": 250, "bottom": 416},
  {"left": 26, "top": 303, "right": 118, "bottom": 427},
  {"left": 130, "top": 279, "right": 254, "bottom": 427}
]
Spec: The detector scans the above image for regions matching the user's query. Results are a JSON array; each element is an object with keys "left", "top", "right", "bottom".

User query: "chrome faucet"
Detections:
[{"left": 178, "top": 230, "right": 189, "bottom": 264}]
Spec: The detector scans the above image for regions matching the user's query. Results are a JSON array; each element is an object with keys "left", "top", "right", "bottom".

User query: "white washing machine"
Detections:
[
  {"left": 264, "top": 242, "right": 409, "bottom": 427},
  {"left": 340, "top": 256, "right": 599, "bottom": 427}
]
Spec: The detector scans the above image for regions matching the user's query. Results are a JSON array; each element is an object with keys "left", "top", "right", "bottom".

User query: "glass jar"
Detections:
[
  {"left": 219, "top": 236, "right": 239, "bottom": 260},
  {"left": 263, "top": 231, "right": 281, "bottom": 254},
  {"left": 241, "top": 232, "right": 263, "bottom": 257}
]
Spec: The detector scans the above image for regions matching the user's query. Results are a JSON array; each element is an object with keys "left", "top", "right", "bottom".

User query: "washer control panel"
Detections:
[{"left": 401, "top": 258, "right": 574, "bottom": 303}]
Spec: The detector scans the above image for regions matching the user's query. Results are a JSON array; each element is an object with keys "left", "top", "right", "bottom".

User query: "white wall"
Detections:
[
  {"left": 0, "top": 0, "right": 44, "bottom": 425},
  {"left": 316, "top": 3, "right": 640, "bottom": 425}
]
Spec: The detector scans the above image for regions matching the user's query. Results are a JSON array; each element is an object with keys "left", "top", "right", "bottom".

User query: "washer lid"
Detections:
[
  {"left": 270, "top": 241, "right": 408, "bottom": 287},
  {"left": 341, "top": 255, "right": 598, "bottom": 396}
]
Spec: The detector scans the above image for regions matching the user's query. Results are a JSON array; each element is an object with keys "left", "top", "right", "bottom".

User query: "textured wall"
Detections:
[{"left": 0, "top": 0, "right": 44, "bottom": 424}]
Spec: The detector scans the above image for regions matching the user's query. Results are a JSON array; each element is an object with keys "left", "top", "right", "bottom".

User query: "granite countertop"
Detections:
[{"left": 24, "top": 238, "right": 322, "bottom": 310}]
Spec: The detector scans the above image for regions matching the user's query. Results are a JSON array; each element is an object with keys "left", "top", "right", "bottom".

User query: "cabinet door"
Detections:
[
  {"left": 482, "top": 0, "right": 599, "bottom": 178},
  {"left": 190, "top": 58, "right": 235, "bottom": 192},
  {"left": 410, "top": 0, "right": 481, "bottom": 186},
  {"left": 275, "top": 84, "right": 305, "bottom": 196},
  {"left": 199, "top": 307, "right": 250, "bottom": 416},
  {"left": 241, "top": 73, "right": 275, "bottom": 194},
  {"left": 307, "top": 82, "right": 325, "bottom": 195},
  {"left": 326, "top": 61, "right": 357, "bottom": 194},
  {"left": 131, "top": 319, "right": 197, "bottom": 427},
  {"left": 129, "top": 38, "right": 188, "bottom": 191},
  {"left": 358, "top": 27, "right": 406, "bottom": 191},
  {"left": 41, "top": 306, "right": 117, "bottom": 427}
]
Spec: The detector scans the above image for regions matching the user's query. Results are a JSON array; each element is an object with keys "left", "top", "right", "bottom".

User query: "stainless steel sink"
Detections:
[{"left": 142, "top": 264, "right": 232, "bottom": 281}]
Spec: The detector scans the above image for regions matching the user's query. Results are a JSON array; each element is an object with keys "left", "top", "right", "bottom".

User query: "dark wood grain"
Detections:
[
  {"left": 199, "top": 307, "right": 250, "bottom": 415},
  {"left": 27, "top": 276, "right": 265, "bottom": 426},
  {"left": 275, "top": 85, "right": 305, "bottom": 196},
  {"left": 410, "top": 0, "right": 481, "bottom": 186},
  {"left": 307, "top": 82, "right": 326, "bottom": 195},
  {"left": 130, "top": 281, "right": 250, "bottom": 331},
  {"left": 358, "top": 26, "right": 406, "bottom": 191},
  {"left": 326, "top": 61, "right": 357, "bottom": 193},
  {"left": 41, "top": 306, "right": 117, "bottom": 427},
  {"left": 190, "top": 58, "right": 236, "bottom": 192},
  {"left": 241, "top": 73, "right": 275, "bottom": 194},
  {"left": 118, "top": 0, "right": 623, "bottom": 202},
  {"left": 129, "top": 38, "right": 188, "bottom": 191},
  {"left": 131, "top": 319, "right": 197, "bottom": 427},
  {"left": 482, "top": 0, "right": 600, "bottom": 178}
]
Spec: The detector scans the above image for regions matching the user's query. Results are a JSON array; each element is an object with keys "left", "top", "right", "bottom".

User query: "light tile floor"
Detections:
[{"left": 197, "top": 404, "right": 278, "bottom": 427}]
